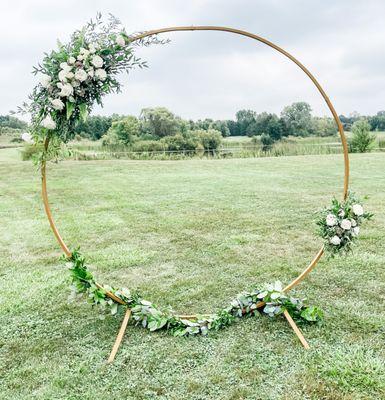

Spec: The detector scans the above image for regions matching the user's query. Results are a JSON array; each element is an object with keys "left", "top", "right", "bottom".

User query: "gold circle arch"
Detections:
[{"left": 41, "top": 25, "right": 349, "bottom": 315}]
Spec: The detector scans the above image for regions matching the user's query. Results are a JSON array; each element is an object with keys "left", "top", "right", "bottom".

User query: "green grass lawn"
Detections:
[{"left": 0, "top": 149, "right": 384, "bottom": 399}]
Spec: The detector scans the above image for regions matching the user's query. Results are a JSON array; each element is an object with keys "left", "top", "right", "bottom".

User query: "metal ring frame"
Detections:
[{"left": 41, "top": 25, "right": 350, "bottom": 309}]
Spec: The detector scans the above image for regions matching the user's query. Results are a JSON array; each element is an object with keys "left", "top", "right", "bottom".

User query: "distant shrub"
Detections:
[
  {"left": 260, "top": 133, "right": 274, "bottom": 151},
  {"left": 191, "top": 129, "right": 222, "bottom": 153},
  {"left": 161, "top": 134, "right": 199, "bottom": 152},
  {"left": 350, "top": 119, "right": 375, "bottom": 153}
]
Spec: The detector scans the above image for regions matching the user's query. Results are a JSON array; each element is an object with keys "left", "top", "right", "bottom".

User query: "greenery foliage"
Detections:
[{"left": 66, "top": 249, "right": 322, "bottom": 336}]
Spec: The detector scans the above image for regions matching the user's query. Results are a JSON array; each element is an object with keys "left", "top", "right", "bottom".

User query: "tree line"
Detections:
[{"left": 2, "top": 104, "right": 384, "bottom": 153}]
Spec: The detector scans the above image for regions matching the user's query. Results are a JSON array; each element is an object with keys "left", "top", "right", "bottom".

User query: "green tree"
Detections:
[
  {"left": 210, "top": 120, "right": 230, "bottom": 137},
  {"left": 74, "top": 115, "right": 113, "bottom": 140},
  {"left": 0, "top": 115, "right": 28, "bottom": 130},
  {"left": 280, "top": 102, "right": 313, "bottom": 136},
  {"left": 102, "top": 116, "right": 140, "bottom": 146},
  {"left": 140, "top": 107, "right": 181, "bottom": 138},
  {"left": 251, "top": 112, "right": 283, "bottom": 140},
  {"left": 312, "top": 116, "right": 337, "bottom": 137},
  {"left": 236, "top": 109, "right": 256, "bottom": 136},
  {"left": 350, "top": 119, "right": 375, "bottom": 153},
  {"left": 369, "top": 111, "right": 385, "bottom": 131}
]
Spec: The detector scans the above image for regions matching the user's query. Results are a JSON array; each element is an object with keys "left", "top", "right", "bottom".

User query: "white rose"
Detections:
[
  {"left": 58, "top": 83, "right": 74, "bottom": 97},
  {"left": 40, "top": 74, "right": 51, "bottom": 88},
  {"left": 338, "top": 209, "right": 345, "bottom": 218},
  {"left": 21, "top": 132, "right": 33, "bottom": 143},
  {"left": 352, "top": 226, "right": 360, "bottom": 236},
  {"left": 68, "top": 56, "right": 76, "bottom": 64},
  {"left": 116, "top": 34, "right": 125, "bottom": 46},
  {"left": 95, "top": 68, "right": 107, "bottom": 80},
  {"left": 74, "top": 69, "right": 88, "bottom": 82},
  {"left": 326, "top": 214, "right": 337, "bottom": 227},
  {"left": 340, "top": 219, "right": 352, "bottom": 230},
  {"left": 352, "top": 204, "right": 364, "bottom": 216},
  {"left": 71, "top": 80, "right": 80, "bottom": 87},
  {"left": 58, "top": 69, "right": 69, "bottom": 82},
  {"left": 77, "top": 54, "right": 84, "bottom": 61},
  {"left": 66, "top": 71, "right": 74, "bottom": 80},
  {"left": 330, "top": 235, "right": 341, "bottom": 246},
  {"left": 91, "top": 55, "right": 104, "bottom": 68},
  {"left": 87, "top": 68, "right": 94, "bottom": 78},
  {"left": 50, "top": 98, "right": 65, "bottom": 110},
  {"left": 351, "top": 219, "right": 357, "bottom": 227},
  {"left": 89, "top": 44, "right": 97, "bottom": 54},
  {"left": 60, "top": 62, "right": 71, "bottom": 71},
  {"left": 41, "top": 115, "right": 56, "bottom": 130}
]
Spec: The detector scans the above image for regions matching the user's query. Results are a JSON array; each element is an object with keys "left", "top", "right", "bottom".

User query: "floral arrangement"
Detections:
[
  {"left": 18, "top": 13, "right": 165, "bottom": 164},
  {"left": 317, "top": 192, "right": 372, "bottom": 255},
  {"left": 66, "top": 250, "right": 322, "bottom": 336}
]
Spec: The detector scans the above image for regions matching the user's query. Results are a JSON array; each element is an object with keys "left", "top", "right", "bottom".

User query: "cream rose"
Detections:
[
  {"left": 58, "top": 83, "right": 74, "bottom": 97},
  {"left": 116, "top": 34, "right": 125, "bottom": 46},
  {"left": 95, "top": 68, "right": 107, "bottom": 80},
  {"left": 326, "top": 214, "right": 337, "bottom": 227},
  {"left": 74, "top": 69, "right": 88, "bottom": 82},
  {"left": 41, "top": 115, "right": 56, "bottom": 130},
  {"left": 330, "top": 235, "right": 341, "bottom": 246},
  {"left": 40, "top": 74, "right": 51, "bottom": 88},
  {"left": 21, "top": 132, "right": 33, "bottom": 143},
  {"left": 91, "top": 55, "right": 104, "bottom": 68},
  {"left": 340, "top": 219, "right": 352, "bottom": 230},
  {"left": 352, "top": 204, "right": 364, "bottom": 216},
  {"left": 50, "top": 98, "right": 65, "bottom": 110}
]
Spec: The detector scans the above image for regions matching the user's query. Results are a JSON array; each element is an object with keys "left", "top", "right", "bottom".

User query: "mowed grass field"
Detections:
[{"left": 0, "top": 148, "right": 384, "bottom": 399}]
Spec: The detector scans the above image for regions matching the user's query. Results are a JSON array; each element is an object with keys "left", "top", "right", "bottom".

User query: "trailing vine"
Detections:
[{"left": 65, "top": 250, "right": 323, "bottom": 336}]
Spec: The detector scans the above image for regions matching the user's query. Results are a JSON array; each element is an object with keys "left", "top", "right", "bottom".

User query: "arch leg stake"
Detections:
[
  {"left": 107, "top": 308, "right": 132, "bottom": 363},
  {"left": 283, "top": 309, "right": 310, "bottom": 349}
]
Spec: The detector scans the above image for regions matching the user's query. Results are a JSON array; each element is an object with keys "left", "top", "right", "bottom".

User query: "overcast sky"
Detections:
[{"left": 1, "top": 0, "right": 384, "bottom": 120}]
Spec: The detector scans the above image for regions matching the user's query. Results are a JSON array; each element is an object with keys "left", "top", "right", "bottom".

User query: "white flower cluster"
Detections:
[
  {"left": 326, "top": 203, "right": 364, "bottom": 246},
  {"left": 38, "top": 34, "right": 126, "bottom": 130}
]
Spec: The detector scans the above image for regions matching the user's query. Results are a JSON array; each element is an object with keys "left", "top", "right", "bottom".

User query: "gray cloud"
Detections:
[{"left": 1, "top": 0, "right": 384, "bottom": 120}]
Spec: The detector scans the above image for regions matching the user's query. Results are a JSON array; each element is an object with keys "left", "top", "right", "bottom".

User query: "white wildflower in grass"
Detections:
[
  {"left": 116, "top": 34, "right": 125, "bottom": 46},
  {"left": 91, "top": 55, "right": 104, "bottom": 68},
  {"left": 326, "top": 214, "right": 337, "bottom": 226},
  {"left": 50, "top": 98, "right": 65, "bottom": 110},
  {"left": 95, "top": 68, "right": 107, "bottom": 80},
  {"left": 330, "top": 235, "right": 341, "bottom": 246},
  {"left": 351, "top": 219, "right": 357, "bottom": 227},
  {"left": 21, "top": 132, "right": 33, "bottom": 143},
  {"left": 352, "top": 226, "right": 360, "bottom": 236},
  {"left": 40, "top": 74, "right": 51, "bottom": 88},
  {"left": 41, "top": 115, "right": 56, "bottom": 130},
  {"left": 74, "top": 69, "right": 88, "bottom": 82},
  {"left": 338, "top": 209, "right": 345, "bottom": 217},
  {"left": 352, "top": 204, "right": 364, "bottom": 216},
  {"left": 340, "top": 219, "right": 352, "bottom": 230}
]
